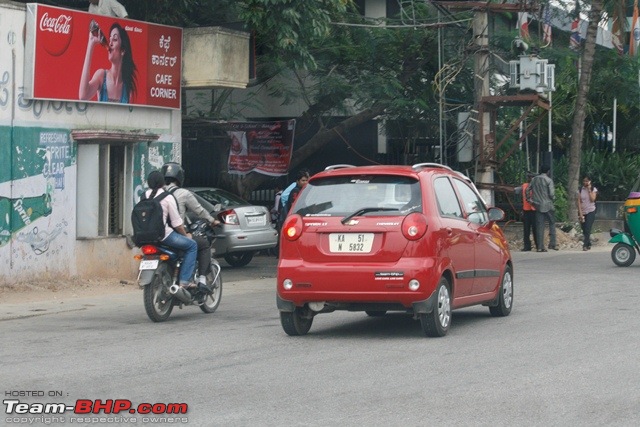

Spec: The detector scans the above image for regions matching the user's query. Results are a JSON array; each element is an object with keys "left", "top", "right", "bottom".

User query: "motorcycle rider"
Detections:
[
  {"left": 161, "top": 162, "right": 220, "bottom": 289},
  {"left": 145, "top": 170, "right": 198, "bottom": 289}
]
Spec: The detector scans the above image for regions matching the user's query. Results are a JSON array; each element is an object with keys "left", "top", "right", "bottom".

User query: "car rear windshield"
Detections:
[
  {"left": 293, "top": 175, "right": 422, "bottom": 217},
  {"left": 194, "top": 188, "right": 247, "bottom": 209}
]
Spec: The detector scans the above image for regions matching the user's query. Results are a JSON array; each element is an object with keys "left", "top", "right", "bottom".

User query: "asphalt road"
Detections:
[{"left": 2, "top": 246, "right": 640, "bottom": 426}]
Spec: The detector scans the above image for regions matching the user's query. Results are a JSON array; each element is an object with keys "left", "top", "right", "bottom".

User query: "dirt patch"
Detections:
[
  {"left": 501, "top": 222, "right": 605, "bottom": 251},
  {"left": 0, "top": 277, "right": 138, "bottom": 305}
]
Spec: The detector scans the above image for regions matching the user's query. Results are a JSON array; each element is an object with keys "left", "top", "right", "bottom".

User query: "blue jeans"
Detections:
[{"left": 162, "top": 231, "right": 197, "bottom": 285}]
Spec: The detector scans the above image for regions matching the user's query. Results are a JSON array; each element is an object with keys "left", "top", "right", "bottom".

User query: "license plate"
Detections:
[
  {"left": 139, "top": 260, "right": 159, "bottom": 270},
  {"left": 329, "top": 233, "right": 374, "bottom": 253},
  {"left": 246, "top": 215, "right": 266, "bottom": 226}
]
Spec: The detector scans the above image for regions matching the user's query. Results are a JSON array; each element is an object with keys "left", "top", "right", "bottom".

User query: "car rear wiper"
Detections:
[
  {"left": 296, "top": 201, "right": 333, "bottom": 216},
  {"left": 341, "top": 207, "right": 397, "bottom": 224}
]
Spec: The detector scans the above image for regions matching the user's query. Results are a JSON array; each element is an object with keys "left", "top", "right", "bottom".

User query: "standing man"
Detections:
[
  {"left": 88, "top": 0, "right": 128, "bottom": 18},
  {"left": 529, "top": 164, "right": 557, "bottom": 252},
  {"left": 280, "top": 169, "right": 310, "bottom": 211},
  {"left": 284, "top": 171, "right": 310, "bottom": 215},
  {"left": 278, "top": 169, "right": 310, "bottom": 229},
  {"left": 514, "top": 172, "right": 538, "bottom": 251}
]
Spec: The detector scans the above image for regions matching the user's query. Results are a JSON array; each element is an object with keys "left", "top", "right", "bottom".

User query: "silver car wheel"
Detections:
[
  {"left": 502, "top": 270, "right": 513, "bottom": 309},
  {"left": 437, "top": 283, "right": 451, "bottom": 328}
]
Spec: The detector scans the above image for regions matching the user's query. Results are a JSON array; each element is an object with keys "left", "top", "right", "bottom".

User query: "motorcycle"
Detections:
[
  {"left": 609, "top": 189, "right": 640, "bottom": 267},
  {"left": 135, "top": 219, "right": 223, "bottom": 322}
]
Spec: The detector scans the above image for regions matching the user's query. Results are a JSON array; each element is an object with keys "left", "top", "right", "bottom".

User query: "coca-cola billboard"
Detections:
[{"left": 24, "top": 4, "right": 182, "bottom": 109}]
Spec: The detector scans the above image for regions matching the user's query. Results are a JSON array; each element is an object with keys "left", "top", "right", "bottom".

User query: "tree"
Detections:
[
  {"left": 567, "top": 0, "right": 604, "bottom": 222},
  {"left": 213, "top": 1, "right": 450, "bottom": 196}
]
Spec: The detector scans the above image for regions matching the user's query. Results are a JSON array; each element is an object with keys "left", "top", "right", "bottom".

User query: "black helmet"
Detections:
[{"left": 162, "top": 162, "right": 185, "bottom": 187}]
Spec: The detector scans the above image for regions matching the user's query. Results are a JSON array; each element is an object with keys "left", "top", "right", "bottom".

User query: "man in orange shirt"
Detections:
[{"left": 515, "top": 172, "right": 538, "bottom": 251}]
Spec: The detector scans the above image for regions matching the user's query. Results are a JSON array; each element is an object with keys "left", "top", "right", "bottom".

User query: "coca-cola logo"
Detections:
[{"left": 38, "top": 12, "right": 73, "bottom": 56}]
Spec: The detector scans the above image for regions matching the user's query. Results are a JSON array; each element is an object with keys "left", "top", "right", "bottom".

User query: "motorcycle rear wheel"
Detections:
[
  {"left": 200, "top": 262, "right": 222, "bottom": 314},
  {"left": 143, "top": 263, "right": 174, "bottom": 322}
]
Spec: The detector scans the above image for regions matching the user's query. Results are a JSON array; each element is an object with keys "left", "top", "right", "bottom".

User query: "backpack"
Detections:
[{"left": 131, "top": 190, "right": 172, "bottom": 246}]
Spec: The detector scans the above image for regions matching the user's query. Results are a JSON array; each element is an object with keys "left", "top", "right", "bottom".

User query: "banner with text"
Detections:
[
  {"left": 24, "top": 4, "right": 182, "bottom": 109},
  {"left": 227, "top": 120, "right": 296, "bottom": 176}
]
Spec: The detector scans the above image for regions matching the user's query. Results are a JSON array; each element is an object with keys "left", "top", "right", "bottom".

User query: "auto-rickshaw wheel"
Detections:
[{"left": 611, "top": 243, "right": 636, "bottom": 267}]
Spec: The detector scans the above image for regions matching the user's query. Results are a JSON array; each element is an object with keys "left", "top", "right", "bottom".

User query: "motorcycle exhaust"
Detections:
[{"left": 169, "top": 284, "right": 193, "bottom": 304}]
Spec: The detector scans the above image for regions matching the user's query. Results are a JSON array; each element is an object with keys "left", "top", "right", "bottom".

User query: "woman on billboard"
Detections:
[{"left": 79, "top": 21, "right": 138, "bottom": 103}]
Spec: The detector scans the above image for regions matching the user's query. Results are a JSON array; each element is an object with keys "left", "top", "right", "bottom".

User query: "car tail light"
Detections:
[
  {"left": 141, "top": 245, "right": 160, "bottom": 255},
  {"left": 219, "top": 209, "right": 239, "bottom": 225},
  {"left": 401, "top": 213, "right": 428, "bottom": 240},
  {"left": 282, "top": 214, "right": 303, "bottom": 241}
]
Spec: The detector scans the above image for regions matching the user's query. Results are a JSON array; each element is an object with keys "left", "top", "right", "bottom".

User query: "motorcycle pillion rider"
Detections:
[
  {"left": 161, "top": 162, "right": 221, "bottom": 289},
  {"left": 145, "top": 170, "right": 198, "bottom": 290}
]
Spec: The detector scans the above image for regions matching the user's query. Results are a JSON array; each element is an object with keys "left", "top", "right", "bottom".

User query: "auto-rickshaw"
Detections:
[{"left": 609, "top": 177, "right": 640, "bottom": 266}]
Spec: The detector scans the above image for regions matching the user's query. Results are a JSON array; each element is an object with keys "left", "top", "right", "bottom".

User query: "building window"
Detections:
[{"left": 77, "top": 143, "right": 132, "bottom": 238}]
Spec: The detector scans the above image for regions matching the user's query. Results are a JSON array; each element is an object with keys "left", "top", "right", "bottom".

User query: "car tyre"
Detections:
[
  {"left": 224, "top": 251, "right": 254, "bottom": 267},
  {"left": 419, "top": 277, "right": 451, "bottom": 337},
  {"left": 611, "top": 243, "right": 635, "bottom": 267},
  {"left": 280, "top": 307, "right": 313, "bottom": 336},
  {"left": 489, "top": 265, "right": 513, "bottom": 317}
]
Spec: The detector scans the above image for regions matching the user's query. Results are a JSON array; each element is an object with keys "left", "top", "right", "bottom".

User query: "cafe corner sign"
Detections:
[{"left": 24, "top": 4, "right": 182, "bottom": 109}]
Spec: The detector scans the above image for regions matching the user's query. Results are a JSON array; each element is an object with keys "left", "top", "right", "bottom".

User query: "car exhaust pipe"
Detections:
[{"left": 169, "top": 284, "right": 192, "bottom": 304}]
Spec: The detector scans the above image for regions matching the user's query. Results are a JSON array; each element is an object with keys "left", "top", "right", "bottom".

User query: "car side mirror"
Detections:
[
  {"left": 213, "top": 203, "right": 222, "bottom": 211},
  {"left": 487, "top": 206, "right": 505, "bottom": 222}
]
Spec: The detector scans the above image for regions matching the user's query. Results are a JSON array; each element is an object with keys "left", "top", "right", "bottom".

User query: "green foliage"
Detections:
[
  {"left": 573, "top": 149, "right": 640, "bottom": 201},
  {"left": 237, "top": 0, "right": 350, "bottom": 71},
  {"left": 498, "top": 148, "right": 640, "bottom": 212},
  {"left": 554, "top": 184, "right": 569, "bottom": 223}
]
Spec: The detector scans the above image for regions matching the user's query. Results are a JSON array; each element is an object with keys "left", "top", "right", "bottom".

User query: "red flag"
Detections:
[
  {"left": 570, "top": 16, "right": 580, "bottom": 50},
  {"left": 518, "top": 12, "right": 530, "bottom": 40}
]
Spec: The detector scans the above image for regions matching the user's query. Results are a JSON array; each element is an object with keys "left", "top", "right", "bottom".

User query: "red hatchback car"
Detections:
[{"left": 277, "top": 163, "right": 513, "bottom": 337}]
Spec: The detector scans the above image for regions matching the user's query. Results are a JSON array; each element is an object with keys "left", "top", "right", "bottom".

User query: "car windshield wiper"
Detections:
[{"left": 341, "top": 207, "right": 397, "bottom": 224}]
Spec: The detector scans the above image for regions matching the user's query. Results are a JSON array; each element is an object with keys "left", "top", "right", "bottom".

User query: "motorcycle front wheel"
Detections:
[
  {"left": 200, "top": 262, "right": 223, "bottom": 314},
  {"left": 143, "top": 263, "right": 174, "bottom": 322}
]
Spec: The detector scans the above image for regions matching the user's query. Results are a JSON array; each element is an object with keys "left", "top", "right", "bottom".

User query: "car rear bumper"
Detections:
[
  {"left": 214, "top": 227, "right": 278, "bottom": 254},
  {"left": 277, "top": 257, "right": 441, "bottom": 310},
  {"left": 277, "top": 289, "right": 438, "bottom": 314}
]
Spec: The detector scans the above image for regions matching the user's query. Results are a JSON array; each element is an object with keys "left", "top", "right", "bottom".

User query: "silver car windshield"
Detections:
[{"left": 293, "top": 175, "right": 422, "bottom": 217}]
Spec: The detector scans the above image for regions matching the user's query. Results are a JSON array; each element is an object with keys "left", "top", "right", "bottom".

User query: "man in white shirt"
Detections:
[{"left": 88, "top": 0, "right": 128, "bottom": 18}]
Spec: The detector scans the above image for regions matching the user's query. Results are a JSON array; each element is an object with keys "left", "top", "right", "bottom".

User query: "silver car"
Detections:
[{"left": 187, "top": 187, "right": 278, "bottom": 267}]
